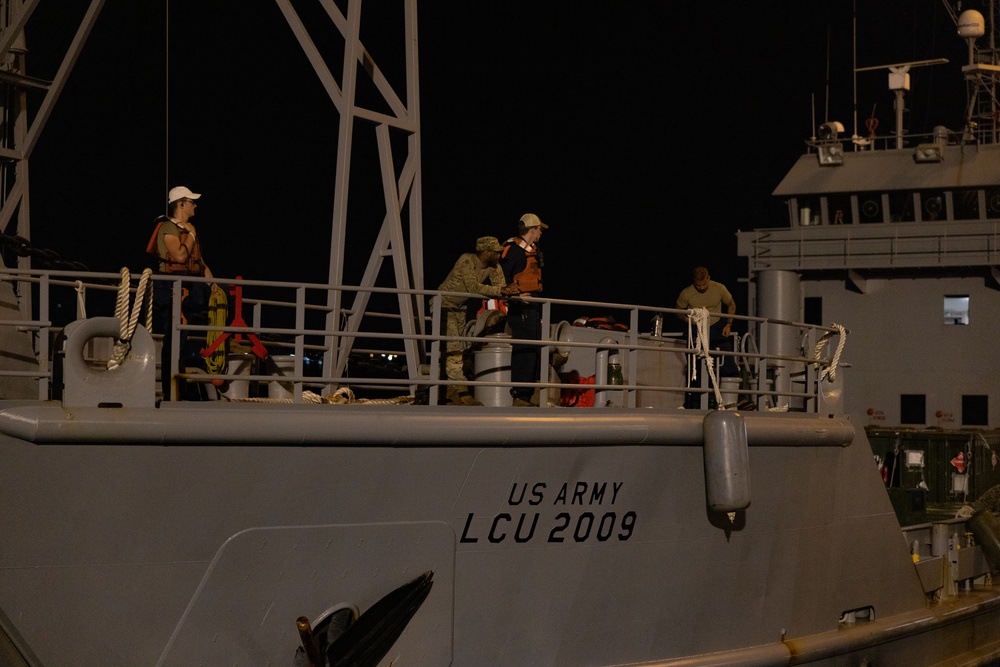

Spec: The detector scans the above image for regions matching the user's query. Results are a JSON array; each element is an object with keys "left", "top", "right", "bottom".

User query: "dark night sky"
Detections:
[{"left": 20, "top": 1, "right": 976, "bottom": 322}]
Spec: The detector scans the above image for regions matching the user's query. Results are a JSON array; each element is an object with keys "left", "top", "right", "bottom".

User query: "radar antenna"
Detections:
[
  {"left": 855, "top": 59, "right": 949, "bottom": 149},
  {"left": 951, "top": 7, "right": 1000, "bottom": 143}
]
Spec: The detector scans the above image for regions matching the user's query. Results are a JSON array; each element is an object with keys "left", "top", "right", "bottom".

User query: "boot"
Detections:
[
  {"left": 459, "top": 391, "right": 483, "bottom": 406},
  {"left": 445, "top": 385, "right": 467, "bottom": 405},
  {"left": 447, "top": 385, "right": 482, "bottom": 406}
]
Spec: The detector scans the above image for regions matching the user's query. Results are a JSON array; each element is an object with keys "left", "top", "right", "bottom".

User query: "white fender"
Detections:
[{"left": 62, "top": 317, "right": 156, "bottom": 408}]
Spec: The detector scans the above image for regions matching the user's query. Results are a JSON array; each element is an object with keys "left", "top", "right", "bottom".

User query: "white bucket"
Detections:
[{"left": 473, "top": 334, "right": 512, "bottom": 407}]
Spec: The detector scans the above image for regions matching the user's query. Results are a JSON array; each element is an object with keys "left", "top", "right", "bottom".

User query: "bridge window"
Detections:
[
  {"left": 988, "top": 189, "right": 1000, "bottom": 219},
  {"left": 888, "top": 192, "right": 915, "bottom": 222},
  {"left": 858, "top": 193, "right": 883, "bottom": 223},
  {"left": 828, "top": 194, "right": 851, "bottom": 225},
  {"left": 795, "top": 198, "right": 821, "bottom": 226},
  {"left": 944, "top": 295, "right": 969, "bottom": 325},
  {"left": 919, "top": 191, "right": 947, "bottom": 221},
  {"left": 953, "top": 188, "right": 980, "bottom": 220}
]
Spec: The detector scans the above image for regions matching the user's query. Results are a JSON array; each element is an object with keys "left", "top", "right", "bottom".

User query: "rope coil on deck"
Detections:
[
  {"left": 108, "top": 267, "right": 154, "bottom": 370},
  {"left": 230, "top": 388, "right": 415, "bottom": 405}
]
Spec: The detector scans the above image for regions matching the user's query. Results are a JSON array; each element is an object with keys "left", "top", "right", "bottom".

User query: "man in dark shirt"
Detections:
[{"left": 500, "top": 213, "right": 547, "bottom": 406}]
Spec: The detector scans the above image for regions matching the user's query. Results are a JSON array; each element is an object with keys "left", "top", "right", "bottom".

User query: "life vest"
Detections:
[
  {"left": 146, "top": 216, "right": 205, "bottom": 275},
  {"left": 502, "top": 237, "right": 542, "bottom": 293},
  {"left": 572, "top": 315, "right": 628, "bottom": 332},
  {"left": 477, "top": 298, "right": 509, "bottom": 315}
]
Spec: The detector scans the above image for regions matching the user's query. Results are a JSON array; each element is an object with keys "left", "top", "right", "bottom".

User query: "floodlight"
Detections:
[
  {"left": 817, "top": 121, "right": 845, "bottom": 141},
  {"left": 913, "top": 144, "right": 943, "bottom": 163},
  {"left": 817, "top": 143, "right": 844, "bottom": 166}
]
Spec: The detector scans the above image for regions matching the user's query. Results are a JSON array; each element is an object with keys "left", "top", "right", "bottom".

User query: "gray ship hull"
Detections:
[{"left": 4, "top": 404, "right": 995, "bottom": 666}]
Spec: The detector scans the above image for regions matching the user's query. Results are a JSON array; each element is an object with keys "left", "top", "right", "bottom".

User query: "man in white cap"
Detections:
[
  {"left": 149, "top": 186, "right": 216, "bottom": 399},
  {"left": 500, "top": 213, "right": 548, "bottom": 406}
]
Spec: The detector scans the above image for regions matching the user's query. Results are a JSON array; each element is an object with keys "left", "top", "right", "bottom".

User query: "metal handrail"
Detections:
[{"left": 0, "top": 267, "right": 844, "bottom": 411}]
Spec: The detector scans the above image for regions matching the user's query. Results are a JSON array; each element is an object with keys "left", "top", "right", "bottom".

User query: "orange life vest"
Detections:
[
  {"left": 501, "top": 238, "right": 542, "bottom": 293},
  {"left": 146, "top": 216, "right": 205, "bottom": 275},
  {"left": 572, "top": 316, "right": 628, "bottom": 332},
  {"left": 477, "top": 298, "right": 509, "bottom": 315}
]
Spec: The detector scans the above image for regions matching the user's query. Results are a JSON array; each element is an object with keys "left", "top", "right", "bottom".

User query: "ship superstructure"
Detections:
[{"left": 738, "top": 3, "right": 1000, "bottom": 430}]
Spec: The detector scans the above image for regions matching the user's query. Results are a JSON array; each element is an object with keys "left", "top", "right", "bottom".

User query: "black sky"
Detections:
[{"left": 20, "top": 0, "right": 978, "bottom": 321}]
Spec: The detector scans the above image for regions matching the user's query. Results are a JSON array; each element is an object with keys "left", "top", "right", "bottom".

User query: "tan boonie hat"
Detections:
[
  {"left": 519, "top": 213, "right": 548, "bottom": 229},
  {"left": 476, "top": 236, "right": 504, "bottom": 252}
]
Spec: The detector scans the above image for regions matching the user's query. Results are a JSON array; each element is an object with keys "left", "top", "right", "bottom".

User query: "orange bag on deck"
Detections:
[{"left": 559, "top": 373, "right": 595, "bottom": 408}]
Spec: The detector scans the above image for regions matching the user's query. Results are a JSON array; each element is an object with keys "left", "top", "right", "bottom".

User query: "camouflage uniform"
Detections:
[{"left": 437, "top": 245, "right": 507, "bottom": 402}]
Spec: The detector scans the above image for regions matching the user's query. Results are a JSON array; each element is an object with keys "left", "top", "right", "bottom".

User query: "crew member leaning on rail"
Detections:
[
  {"left": 148, "top": 185, "right": 219, "bottom": 400},
  {"left": 437, "top": 236, "right": 519, "bottom": 406}
]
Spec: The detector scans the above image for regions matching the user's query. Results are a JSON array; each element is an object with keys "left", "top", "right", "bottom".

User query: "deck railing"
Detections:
[{"left": 0, "top": 267, "right": 846, "bottom": 412}]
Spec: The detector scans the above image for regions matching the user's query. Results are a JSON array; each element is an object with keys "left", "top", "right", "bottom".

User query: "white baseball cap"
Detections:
[{"left": 168, "top": 186, "right": 202, "bottom": 204}]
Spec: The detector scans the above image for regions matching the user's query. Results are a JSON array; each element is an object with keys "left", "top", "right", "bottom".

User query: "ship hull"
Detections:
[{"left": 4, "top": 405, "right": 993, "bottom": 666}]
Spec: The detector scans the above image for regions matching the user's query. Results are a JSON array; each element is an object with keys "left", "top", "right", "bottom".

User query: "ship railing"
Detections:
[
  {"left": 805, "top": 126, "right": 988, "bottom": 154},
  {"left": 0, "top": 267, "right": 847, "bottom": 412},
  {"left": 189, "top": 288, "right": 844, "bottom": 411},
  {"left": 741, "top": 221, "right": 1000, "bottom": 272},
  {"left": 0, "top": 268, "right": 132, "bottom": 400}
]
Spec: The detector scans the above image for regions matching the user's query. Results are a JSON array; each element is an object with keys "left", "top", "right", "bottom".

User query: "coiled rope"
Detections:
[
  {"left": 690, "top": 307, "right": 724, "bottom": 409},
  {"left": 74, "top": 280, "right": 86, "bottom": 319},
  {"left": 204, "top": 287, "right": 228, "bottom": 374},
  {"left": 812, "top": 323, "right": 847, "bottom": 382},
  {"left": 108, "top": 267, "right": 154, "bottom": 370},
  {"left": 230, "top": 388, "right": 414, "bottom": 405}
]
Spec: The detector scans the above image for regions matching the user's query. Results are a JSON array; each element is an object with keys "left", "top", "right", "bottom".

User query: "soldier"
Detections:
[{"left": 438, "top": 236, "right": 519, "bottom": 405}]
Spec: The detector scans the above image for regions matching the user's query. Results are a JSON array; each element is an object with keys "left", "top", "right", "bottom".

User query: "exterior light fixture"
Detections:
[
  {"left": 817, "top": 121, "right": 845, "bottom": 141},
  {"left": 913, "top": 144, "right": 943, "bottom": 163},
  {"left": 818, "top": 143, "right": 844, "bottom": 166},
  {"left": 816, "top": 121, "right": 846, "bottom": 166}
]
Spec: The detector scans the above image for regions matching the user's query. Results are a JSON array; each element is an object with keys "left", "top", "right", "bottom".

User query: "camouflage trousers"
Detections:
[{"left": 443, "top": 308, "right": 467, "bottom": 382}]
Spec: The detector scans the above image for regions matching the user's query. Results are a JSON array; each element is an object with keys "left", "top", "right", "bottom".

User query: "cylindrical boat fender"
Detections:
[
  {"left": 703, "top": 410, "right": 751, "bottom": 512},
  {"left": 62, "top": 316, "right": 156, "bottom": 408},
  {"left": 967, "top": 509, "right": 1000, "bottom": 572}
]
